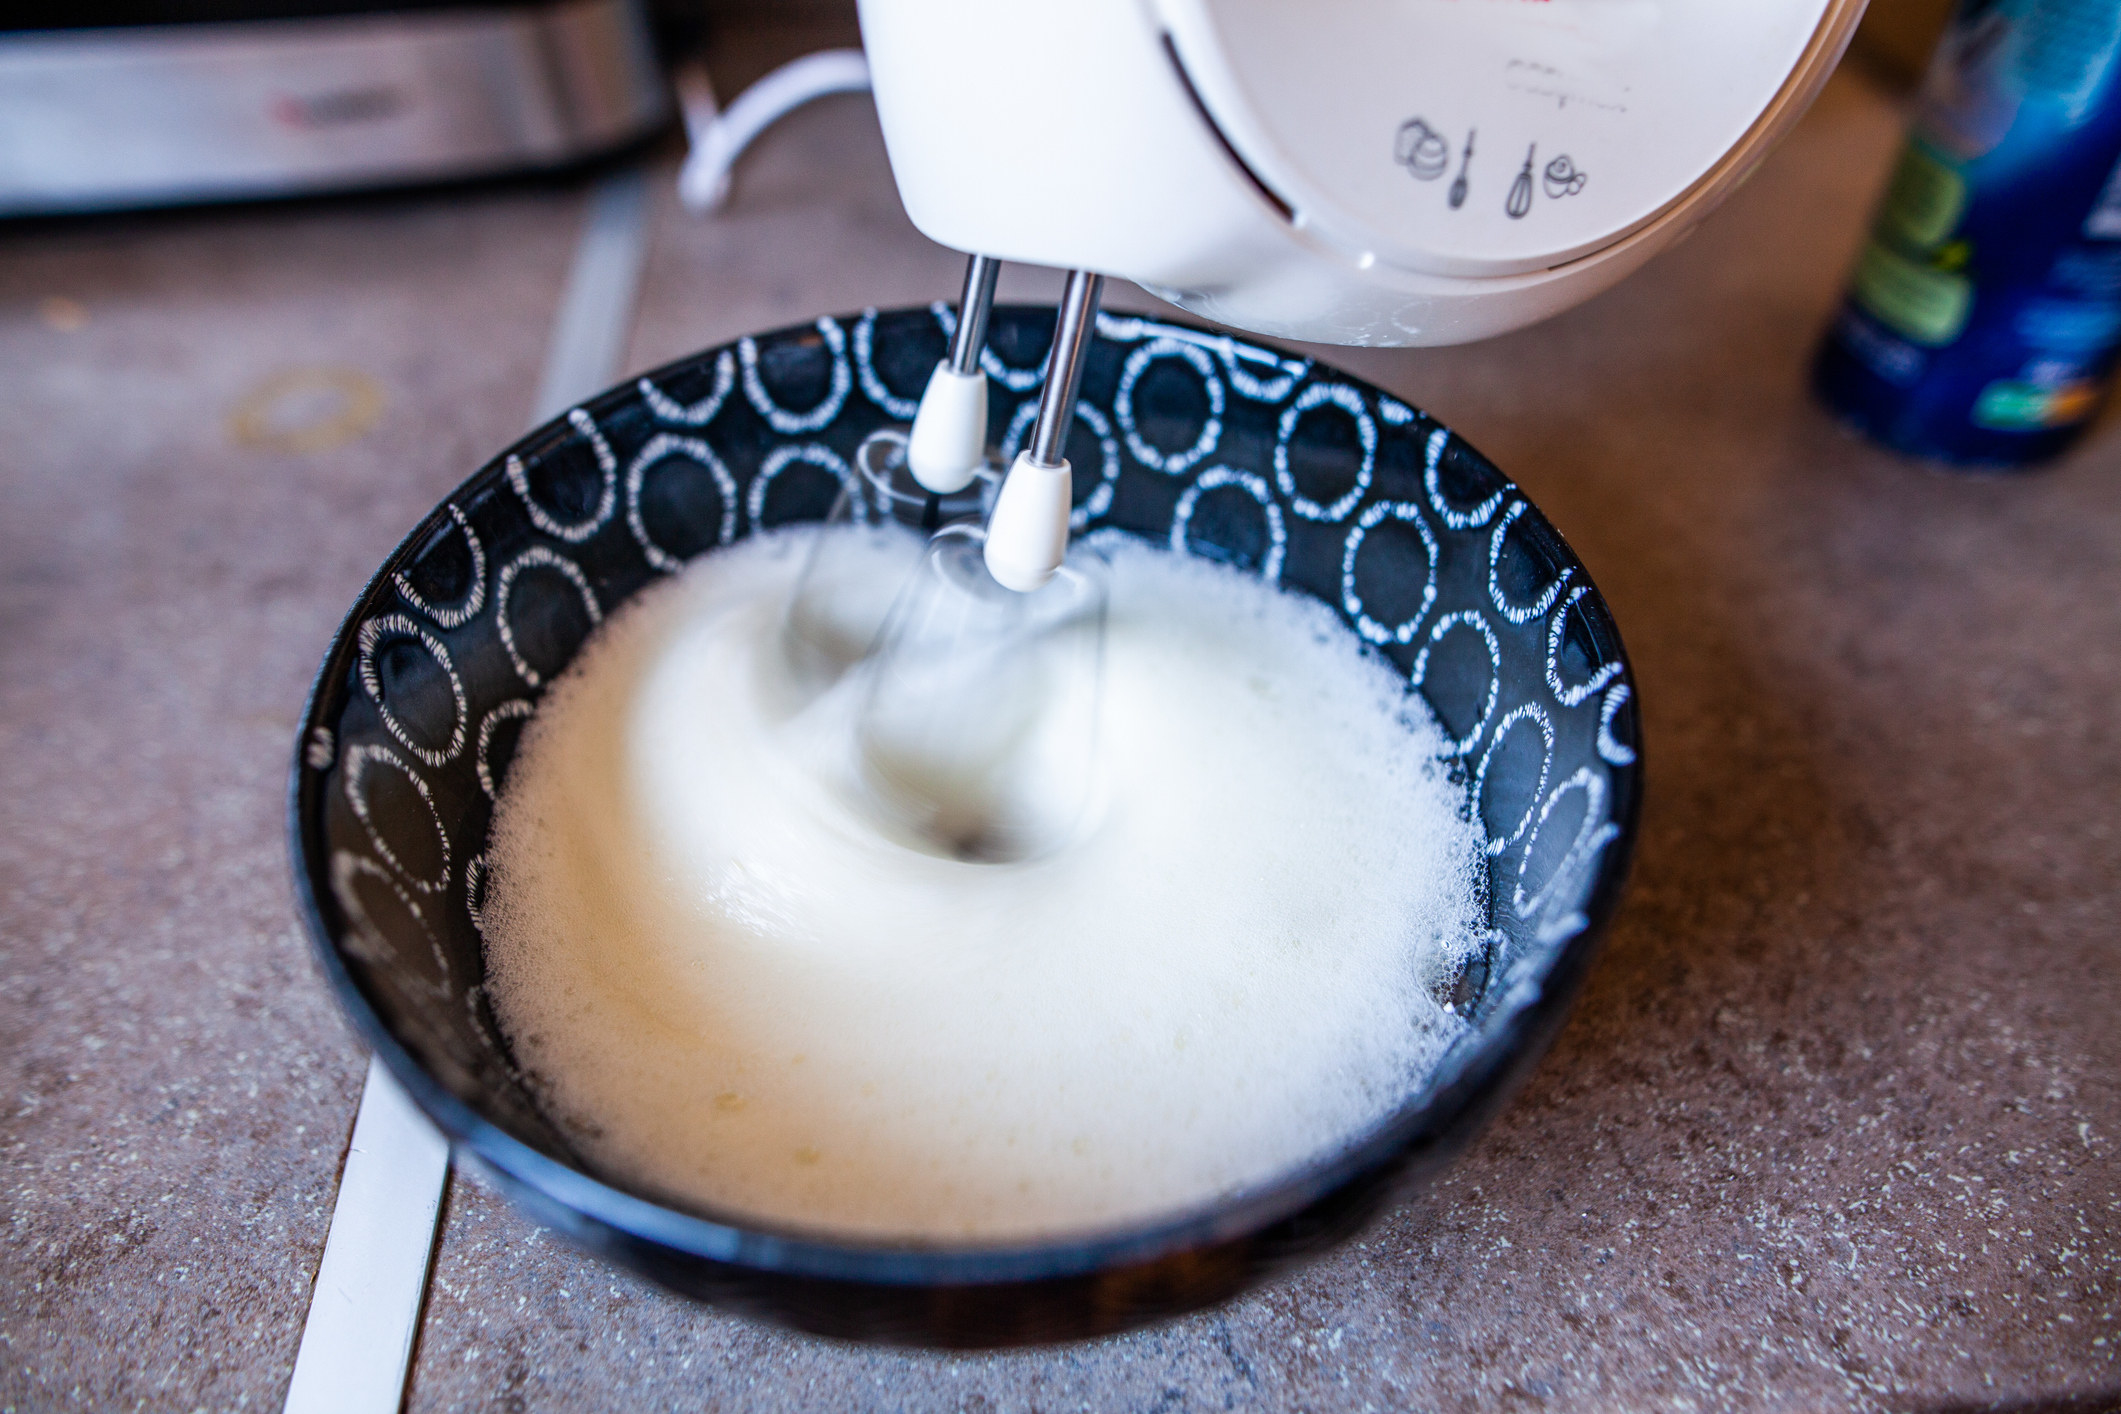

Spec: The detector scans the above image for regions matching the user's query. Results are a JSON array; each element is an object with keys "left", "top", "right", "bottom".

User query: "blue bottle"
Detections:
[{"left": 1814, "top": 0, "right": 2121, "bottom": 467}]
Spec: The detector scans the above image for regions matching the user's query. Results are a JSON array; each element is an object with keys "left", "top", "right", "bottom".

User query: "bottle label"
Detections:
[
  {"left": 1878, "top": 142, "right": 1968, "bottom": 250},
  {"left": 1972, "top": 377, "right": 2103, "bottom": 427},
  {"left": 1853, "top": 240, "right": 1974, "bottom": 344},
  {"left": 1849, "top": 141, "right": 1977, "bottom": 345}
]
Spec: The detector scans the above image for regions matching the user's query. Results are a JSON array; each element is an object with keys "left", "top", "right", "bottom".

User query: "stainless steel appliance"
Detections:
[{"left": 0, "top": 0, "right": 671, "bottom": 216}]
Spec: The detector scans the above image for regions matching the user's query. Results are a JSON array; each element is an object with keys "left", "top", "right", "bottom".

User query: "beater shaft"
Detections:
[
  {"left": 1029, "top": 269, "right": 1103, "bottom": 468},
  {"left": 947, "top": 253, "right": 1002, "bottom": 376}
]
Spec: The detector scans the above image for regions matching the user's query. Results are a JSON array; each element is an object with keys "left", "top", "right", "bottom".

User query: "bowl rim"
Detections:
[{"left": 286, "top": 304, "right": 1643, "bottom": 1289}]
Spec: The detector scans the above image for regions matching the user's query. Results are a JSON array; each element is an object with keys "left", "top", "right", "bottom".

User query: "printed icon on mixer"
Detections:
[
  {"left": 1543, "top": 154, "right": 1588, "bottom": 199},
  {"left": 1506, "top": 144, "right": 1535, "bottom": 219},
  {"left": 1395, "top": 117, "right": 1450, "bottom": 180},
  {"left": 1449, "top": 130, "right": 1476, "bottom": 209}
]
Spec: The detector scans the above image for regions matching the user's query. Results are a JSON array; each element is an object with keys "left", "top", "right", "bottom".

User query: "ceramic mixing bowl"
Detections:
[{"left": 290, "top": 304, "right": 1641, "bottom": 1347}]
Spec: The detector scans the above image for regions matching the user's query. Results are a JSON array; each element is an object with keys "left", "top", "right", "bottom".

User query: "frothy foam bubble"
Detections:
[{"left": 482, "top": 529, "right": 1485, "bottom": 1242}]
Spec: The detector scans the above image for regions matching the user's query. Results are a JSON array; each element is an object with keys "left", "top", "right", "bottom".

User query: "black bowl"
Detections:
[{"left": 290, "top": 304, "right": 1641, "bottom": 1348}]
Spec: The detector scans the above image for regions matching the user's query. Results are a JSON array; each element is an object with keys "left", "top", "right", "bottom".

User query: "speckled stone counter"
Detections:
[{"left": 1, "top": 36, "right": 2114, "bottom": 1413}]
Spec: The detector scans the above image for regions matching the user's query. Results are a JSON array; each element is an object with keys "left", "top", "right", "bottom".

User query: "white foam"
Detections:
[{"left": 482, "top": 530, "right": 1484, "bottom": 1242}]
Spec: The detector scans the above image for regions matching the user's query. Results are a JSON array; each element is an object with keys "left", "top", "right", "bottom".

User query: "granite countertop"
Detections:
[{"left": 2, "top": 31, "right": 2115, "bottom": 1413}]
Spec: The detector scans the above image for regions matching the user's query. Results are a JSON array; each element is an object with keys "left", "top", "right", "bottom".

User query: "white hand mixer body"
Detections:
[
  {"left": 872, "top": 0, "right": 1868, "bottom": 589},
  {"left": 867, "top": 0, "right": 1866, "bottom": 348}
]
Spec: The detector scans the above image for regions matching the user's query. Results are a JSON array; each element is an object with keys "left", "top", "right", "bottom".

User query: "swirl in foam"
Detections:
[{"left": 482, "top": 530, "right": 1485, "bottom": 1242}]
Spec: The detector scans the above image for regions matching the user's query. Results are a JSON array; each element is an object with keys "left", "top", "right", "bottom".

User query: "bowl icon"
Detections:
[{"left": 1396, "top": 118, "right": 1451, "bottom": 181}]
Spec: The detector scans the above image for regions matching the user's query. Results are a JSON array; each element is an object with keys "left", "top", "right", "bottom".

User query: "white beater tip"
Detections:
[
  {"left": 983, "top": 452, "right": 1072, "bottom": 593},
  {"left": 907, "top": 363, "right": 988, "bottom": 494}
]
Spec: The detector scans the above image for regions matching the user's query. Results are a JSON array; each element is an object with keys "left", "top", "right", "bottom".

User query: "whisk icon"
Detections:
[
  {"left": 1507, "top": 144, "right": 1535, "bottom": 220},
  {"left": 1448, "top": 130, "right": 1475, "bottom": 209}
]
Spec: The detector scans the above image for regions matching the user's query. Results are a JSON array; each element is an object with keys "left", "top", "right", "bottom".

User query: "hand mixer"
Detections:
[
  {"left": 876, "top": 0, "right": 1869, "bottom": 592},
  {"left": 836, "top": 0, "right": 1869, "bottom": 852}
]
